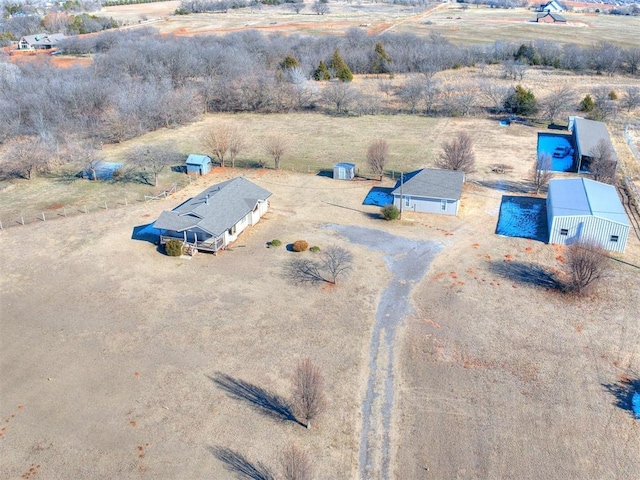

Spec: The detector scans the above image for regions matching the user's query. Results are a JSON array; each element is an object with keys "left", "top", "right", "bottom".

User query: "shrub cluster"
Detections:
[
  {"left": 164, "top": 239, "right": 184, "bottom": 257},
  {"left": 269, "top": 239, "right": 282, "bottom": 247},
  {"left": 310, "top": 246, "right": 320, "bottom": 253},
  {"left": 292, "top": 240, "right": 309, "bottom": 252},
  {"left": 381, "top": 204, "right": 400, "bottom": 220}
]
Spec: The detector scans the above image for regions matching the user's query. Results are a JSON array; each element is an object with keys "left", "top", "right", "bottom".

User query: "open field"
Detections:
[
  {"left": 1, "top": 162, "right": 639, "bottom": 478},
  {"left": 101, "top": 2, "right": 640, "bottom": 47}
]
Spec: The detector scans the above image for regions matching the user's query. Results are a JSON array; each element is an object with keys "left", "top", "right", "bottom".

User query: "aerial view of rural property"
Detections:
[{"left": 1, "top": 0, "right": 640, "bottom": 478}]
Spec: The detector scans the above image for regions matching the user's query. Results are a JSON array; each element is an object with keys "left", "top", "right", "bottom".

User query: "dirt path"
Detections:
[{"left": 329, "top": 225, "right": 441, "bottom": 480}]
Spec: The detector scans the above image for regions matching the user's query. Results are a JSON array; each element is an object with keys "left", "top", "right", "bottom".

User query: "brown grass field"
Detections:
[
  {"left": 2, "top": 4, "right": 640, "bottom": 479},
  {"left": 101, "top": 2, "right": 640, "bottom": 47}
]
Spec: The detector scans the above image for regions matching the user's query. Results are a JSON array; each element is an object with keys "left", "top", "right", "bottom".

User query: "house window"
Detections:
[
  {"left": 405, "top": 196, "right": 410, "bottom": 207},
  {"left": 228, "top": 224, "right": 236, "bottom": 236},
  {"left": 560, "top": 229, "right": 568, "bottom": 236},
  {"left": 610, "top": 235, "right": 619, "bottom": 243},
  {"left": 441, "top": 200, "right": 447, "bottom": 211}
]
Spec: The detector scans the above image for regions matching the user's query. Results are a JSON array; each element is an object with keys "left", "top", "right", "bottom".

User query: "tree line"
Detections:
[{"left": 1, "top": 27, "right": 639, "bottom": 178}]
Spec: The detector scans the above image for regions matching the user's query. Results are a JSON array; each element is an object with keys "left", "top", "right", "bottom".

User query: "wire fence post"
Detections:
[
  {"left": 21, "top": 216, "right": 25, "bottom": 226},
  {"left": 104, "top": 201, "right": 108, "bottom": 210},
  {"left": 42, "top": 212, "right": 46, "bottom": 221},
  {"left": 84, "top": 205, "right": 88, "bottom": 214},
  {"left": 0, "top": 220, "right": 3, "bottom": 230}
]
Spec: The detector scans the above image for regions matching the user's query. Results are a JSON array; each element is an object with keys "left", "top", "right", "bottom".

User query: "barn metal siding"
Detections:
[{"left": 548, "top": 215, "right": 629, "bottom": 253}]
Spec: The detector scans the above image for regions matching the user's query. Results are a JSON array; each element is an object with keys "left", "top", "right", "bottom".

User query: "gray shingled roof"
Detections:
[
  {"left": 391, "top": 168, "right": 465, "bottom": 201},
  {"left": 153, "top": 177, "right": 272, "bottom": 236},
  {"left": 573, "top": 117, "right": 615, "bottom": 160},
  {"left": 21, "top": 33, "right": 65, "bottom": 47}
]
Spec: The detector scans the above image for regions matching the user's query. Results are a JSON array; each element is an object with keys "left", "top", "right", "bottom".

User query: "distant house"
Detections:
[
  {"left": 154, "top": 177, "right": 272, "bottom": 254},
  {"left": 185, "top": 154, "right": 212, "bottom": 175},
  {"left": 570, "top": 117, "right": 617, "bottom": 172},
  {"left": 536, "top": 12, "right": 567, "bottom": 23},
  {"left": 539, "top": 1, "right": 565, "bottom": 13},
  {"left": 18, "top": 33, "right": 65, "bottom": 50},
  {"left": 547, "top": 178, "right": 629, "bottom": 253},
  {"left": 391, "top": 168, "right": 465, "bottom": 216},
  {"left": 333, "top": 162, "right": 355, "bottom": 180}
]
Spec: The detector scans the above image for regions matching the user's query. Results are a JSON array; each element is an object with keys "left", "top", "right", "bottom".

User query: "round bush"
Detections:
[
  {"left": 292, "top": 240, "right": 309, "bottom": 252},
  {"left": 310, "top": 245, "right": 320, "bottom": 253},
  {"left": 270, "top": 239, "right": 282, "bottom": 247},
  {"left": 381, "top": 204, "right": 400, "bottom": 221},
  {"left": 165, "top": 239, "right": 184, "bottom": 256}
]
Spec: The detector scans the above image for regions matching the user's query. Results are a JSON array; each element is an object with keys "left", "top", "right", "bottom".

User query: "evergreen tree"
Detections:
[
  {"left": 330, "top": 49, "right": 353, "bottom": 82},
  {"left": 372, "top": 42, "right": 392, "bottom": 75},
  {"left": 280, "top": 55, "right": 300, "bottom": 70},
  {"left": 504, "top": 85, "right": 538, "bottom": 116},
  {"left": 580, "top": 94, "right": 595, "bottom": 112},
  {"left": 313, "top": 60, "right": 331, "bottom": 81}
]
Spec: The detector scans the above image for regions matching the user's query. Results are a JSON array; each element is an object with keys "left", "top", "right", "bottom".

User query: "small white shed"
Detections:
[{"left": 333, "top": 162, "right": 356, "bottom": 180}]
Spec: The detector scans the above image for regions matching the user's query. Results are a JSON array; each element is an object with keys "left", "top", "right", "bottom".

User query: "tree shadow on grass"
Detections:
[
  {"left": 209, "top": 446, "right": 275, "bottom": 480},
  {"left": 602, "top": 377, "right": 640, "bottom": 419},
  {"left": 476, "top": 179, "right": 531, "bottom": 194},
  {"left": 488, "top": 261, "right": 563, "bottom": 290},
  {"left": 210, "top": 373, "right": 299, "bottom": 424}
]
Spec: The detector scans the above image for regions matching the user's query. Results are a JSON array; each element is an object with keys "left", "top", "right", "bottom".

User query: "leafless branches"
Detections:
[
  {"left": 542, "top": 85, "right": 575, "bottom": 123},
  {"left": 0, "top": 135, "right": 52, "bottom": 180},
  {"left": 280, "top": 445, "right": 314, "bottom": 480},
  {"left": 291, "top": 358, "right": 326, "bottom": 429},
  {"left": 589, "top": 138, "right": 617, "bottom": 185},
  {"left": 204, "top": 122, "right": 246, "bottom": 168},
  {"left": 128, "top": 143, "right": 181, "bottom": 186},
  {"left": 436, "top": 132, "right": 476, "bottom": 173},
  {"left": 529, "top": 153, "right": 553, "bottom": 194},
  {"left": 286, "top": 246, "right": 353, "bottom": 285},
  {"left": 367, "top": 139, "right": 389, "bottom": 181},
  {"left": 263, "top": 134, "right": 289, "bottom": 170},
  {"left": 564, "top": 239, "right": 611, "bottom": 295}
]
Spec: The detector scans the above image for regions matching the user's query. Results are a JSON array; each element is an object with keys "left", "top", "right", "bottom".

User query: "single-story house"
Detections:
[
  {"left": 571, "top": 117, "right": 617, "bottom": 172},
  {"left": 391, "top": 168, "right": 465, "bottom": 216},
  {"left": 536, "top": 12, "right": 567, "bottom": 23},
  {"left": 186, "top": 154, "right": 212, "bottom": 175},
  {"left": 154, "top": 177, "right": 272, "bottom": 254},
  {"left": 547, "top": 178, "right": 629, "bottom": 253},
  {"left": 539, "top": 1, "right": 565, "bottom": 13},
  {"left": 333, "top": 162, "right": 355, "bottom": 180},
  {"left": 18, "top": 33, "right": 65, "bottom": 50}
]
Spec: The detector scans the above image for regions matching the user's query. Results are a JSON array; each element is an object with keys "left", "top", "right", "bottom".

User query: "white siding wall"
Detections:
[
  {"left": 548, "top": 214, "right": 629, "bottom": 253},
  {"left": 393, "top": 195, "right": 458, "bottom": 216}
]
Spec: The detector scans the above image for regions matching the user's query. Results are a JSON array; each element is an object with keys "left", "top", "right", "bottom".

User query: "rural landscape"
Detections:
[{"left": 1, "top": 1, "right": 639, "bottom": 479}]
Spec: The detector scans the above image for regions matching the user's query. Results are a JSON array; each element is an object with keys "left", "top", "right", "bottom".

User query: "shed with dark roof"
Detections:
[
  {"left": 571, "top": 117, "right": 617, "bottom": 172},
  {"left": 154, "top": 177, "right": 272, "bottom": 253},
  {"left": 391, "top": 168, "right": 465, "bottom": 216}
]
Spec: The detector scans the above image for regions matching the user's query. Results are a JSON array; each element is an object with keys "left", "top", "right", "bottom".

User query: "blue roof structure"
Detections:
[
  {"left": 186, "top": 154, "right": 211, "bottom": 166},
  {"left": 334, "top": 162, "right": 355, "bottom": 169},
  {"left": 548, "top": 178, "right": 629, "bottom": 226}
]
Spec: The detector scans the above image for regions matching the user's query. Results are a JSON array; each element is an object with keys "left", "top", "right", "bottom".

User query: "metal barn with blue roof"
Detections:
[
  {"left": 546, "top": 178, "right": 629, "bottom": 253},
  {"left": 186, "top": 154, "right": 212, "bottom": 175}
]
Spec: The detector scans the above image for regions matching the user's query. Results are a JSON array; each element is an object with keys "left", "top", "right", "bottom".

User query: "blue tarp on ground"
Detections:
[
  {"left": 132, "top": 223, "right": 161, "bottom": 243},
  {"left": 84, "top": 161, "right": 123, "bottom": 180},
  {"left": 537, "top": 134, "right": 574, "bottom": 172},
  {"left": 363, "top": 187, "right": 394, "bottom": 207},
  {"left": 495, "top": 196, "right": 548, "bottom": 242},
  {"left": 633, "top": 392, "right": 640, "bottom": 419}
]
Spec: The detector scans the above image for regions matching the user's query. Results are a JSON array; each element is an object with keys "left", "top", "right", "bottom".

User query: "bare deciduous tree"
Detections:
[
  {"left": 529, "top": 153, "right": 553, "bottom": 194},
  {"left": 263, "top": 135, "right": 289, "bottom": 170},
  {"left": 436, "top": 132, "right": 476, "bottom": 173},
  {"left": 286, "top": 245, "right": 353, "bottom": 285},
  {"left": 479, "top": 81, "right": 511, "bottom": 114},
  {"left": 589, "top": 138, "right": 617, "bottom": 184},
  {"left": 128, "top": 143, "right": 180, "bottom": 186},
  {"left": 542, "top": 85, "right": 575, "bottom": 123},
  {"left": 321, "top": 81, "right": 357, "bottom": 114},
  {"left": 280, "top": 445, "right": 314, "bottom": 480},
  {"left": 621, "top": 86, "right": 640, "bottom": 113},
  {"left": 367, "top": 139, "right": 389, "bottom": 181},
  {"left": 397, "top": 75, "right": 423, "bottom": 114},
  {"left": 564, "top": 239, "right": 610, "bottom": 295},
  {"left": 292, "top": 358, "right": 326, "bottom": 429},
  {"left": 287, "top": 1, "right": 306, "bottom": 14},
  {"left": 2, "top": 136, "right": 52, "bottom": 180},
  {"left": 204, "top": 123, "right": 244, "bottom": 167},
  {"left": 320, "top": 246, "right": 353, "bottom": 284},
  {"left": 311, "top": 0, "right": 329, "bottom": 15}
]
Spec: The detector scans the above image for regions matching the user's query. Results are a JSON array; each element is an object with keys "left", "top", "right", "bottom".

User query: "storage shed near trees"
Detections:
[
  {"left": 186, "top": 154, "right": 212, "bottom": 175},
  {"left": 333, "top": 162, "right": 356, "bottom": 180},
  {"left": 546, "top": 178, "right": 630, "bottom": 253}
]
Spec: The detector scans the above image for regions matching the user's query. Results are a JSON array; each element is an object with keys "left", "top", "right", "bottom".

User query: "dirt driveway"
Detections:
[{"left": 1, "top": 169, "right": 638, "bottom": 479}]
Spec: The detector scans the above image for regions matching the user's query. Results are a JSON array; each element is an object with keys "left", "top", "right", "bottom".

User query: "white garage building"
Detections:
[{"left": 546, "top": 178, "right": 630, "bottom": 253}]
